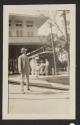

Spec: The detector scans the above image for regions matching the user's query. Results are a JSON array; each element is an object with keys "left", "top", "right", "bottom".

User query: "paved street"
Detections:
[
  {"left": 9, "top": 74, "right": 69, "bottom": 90},
  {"left": 8, "top": 83, "right": 70, "bottom": 114}
]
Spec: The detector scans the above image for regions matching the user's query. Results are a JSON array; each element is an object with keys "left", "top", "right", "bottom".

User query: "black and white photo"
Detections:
[{"left": 3, "top": 4, "right": 76, "bottom": 119}]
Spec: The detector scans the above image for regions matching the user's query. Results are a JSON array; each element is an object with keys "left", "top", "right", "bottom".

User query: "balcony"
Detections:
[{"left": 9, "top": 36, "right": 47, "bottom": 45}]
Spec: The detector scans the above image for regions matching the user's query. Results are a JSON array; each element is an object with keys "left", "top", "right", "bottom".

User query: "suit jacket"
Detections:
[{"left": 18, "top": 54, "right": 30, "bottom": 75}]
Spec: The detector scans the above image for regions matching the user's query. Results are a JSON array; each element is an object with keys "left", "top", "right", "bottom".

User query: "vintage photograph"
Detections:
[{"left": 3, "top": 5, "right": 76, "bottom": 119}]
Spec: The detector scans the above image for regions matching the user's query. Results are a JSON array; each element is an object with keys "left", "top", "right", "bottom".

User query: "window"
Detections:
[
  {"left": 27, "top": 31, "right": 33, "bottom": 36},
  {"left": 9, "top": 30, "right": 12, "bottom": 36},
  {"left": 27, "top": 24, "right": 33, "bottom": 27},
  {"left": 26, "top": 21, "right": 33, "bottom": 27},
  {"left": 16, "top": 30, "right": 19, "bottom": 37},
  {"left": 31, "top": 31, "right": 33, "bottom": 36},
  {"left": 15, "top": 20, "right": 23, "bottom": 27},
  {"left": 9, "top": 20, "right": 11, "bottom": 26},
  {"left": 16, "top": 30, "right": 23, "bottom": 37},
  {"left": 20, "top": 30, "right": 23, "bottom": 36}
]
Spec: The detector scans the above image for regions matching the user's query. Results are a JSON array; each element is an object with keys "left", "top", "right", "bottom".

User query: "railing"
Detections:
[{"left": 9, "top": 36, "right": 47, "bottom": 45}]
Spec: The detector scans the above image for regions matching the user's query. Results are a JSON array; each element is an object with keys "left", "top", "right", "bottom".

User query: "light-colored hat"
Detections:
[{"left": 21, "top": 48, "right": 27, "bottom": 53}]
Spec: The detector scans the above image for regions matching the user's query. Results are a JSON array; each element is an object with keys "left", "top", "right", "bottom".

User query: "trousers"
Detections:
[{"left": 20, "top": 73, "right": 29, "bottom": 92}]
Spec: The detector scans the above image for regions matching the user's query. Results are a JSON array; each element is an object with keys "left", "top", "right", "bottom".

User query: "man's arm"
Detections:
[
  {"left": 27, "top": 56, "right": 31, "bottom": 73},
  {"left": 18, "top": 56, "right": 21, "bottom": 73}
]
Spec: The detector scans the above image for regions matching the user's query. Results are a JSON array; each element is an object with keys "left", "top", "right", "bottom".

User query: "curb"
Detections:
[{"left": 8, "top": 79, "right": 69, "bottom": 91}]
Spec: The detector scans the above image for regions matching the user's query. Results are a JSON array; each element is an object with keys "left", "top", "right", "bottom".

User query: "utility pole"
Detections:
[
  {"left": 62, "top": 10, "right": 70, "bottom": 73},
  {"left": 50, "top": 23, "right": 57, "bottom": 75}
]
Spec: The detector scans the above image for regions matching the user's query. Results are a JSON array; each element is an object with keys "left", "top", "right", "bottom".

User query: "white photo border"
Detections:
[{"left": 2, "top": 4, "right": 76, "bottom": 119}]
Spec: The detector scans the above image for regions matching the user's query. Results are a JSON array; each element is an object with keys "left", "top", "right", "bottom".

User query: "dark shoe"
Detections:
[
  {"left": 27, "top": 88, "right": 30, "bottom": 90},
  {"left": 26, "top": 88, "right": 31, "bottom": 93}
]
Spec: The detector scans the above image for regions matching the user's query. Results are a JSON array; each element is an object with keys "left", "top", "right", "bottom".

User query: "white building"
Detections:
[{"left": 9, "top": 14, "right": 48, "bottom": 73}]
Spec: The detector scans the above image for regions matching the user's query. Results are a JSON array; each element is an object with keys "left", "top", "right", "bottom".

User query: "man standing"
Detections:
[
  {"left": 18, "top": 48, "right": 30, "bottom": 93},
  {"left": 45, "top": 59, "right": 49, "bottom": 75},
  {"left": 30, "top": 57, "right": 36, "bottom": 76}
]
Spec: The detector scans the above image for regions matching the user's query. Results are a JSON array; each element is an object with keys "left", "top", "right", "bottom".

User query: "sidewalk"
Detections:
[
  {"left": 8, "top": 74, "right": 69, "bottom": 90},
  {"left": 9, "top": 84, "right": 69, "bottom": 114}
]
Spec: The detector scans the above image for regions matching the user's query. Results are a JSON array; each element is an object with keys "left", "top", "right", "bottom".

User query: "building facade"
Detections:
[{"left": 9, "top": 14, "right": 48, "bottom": 74}]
